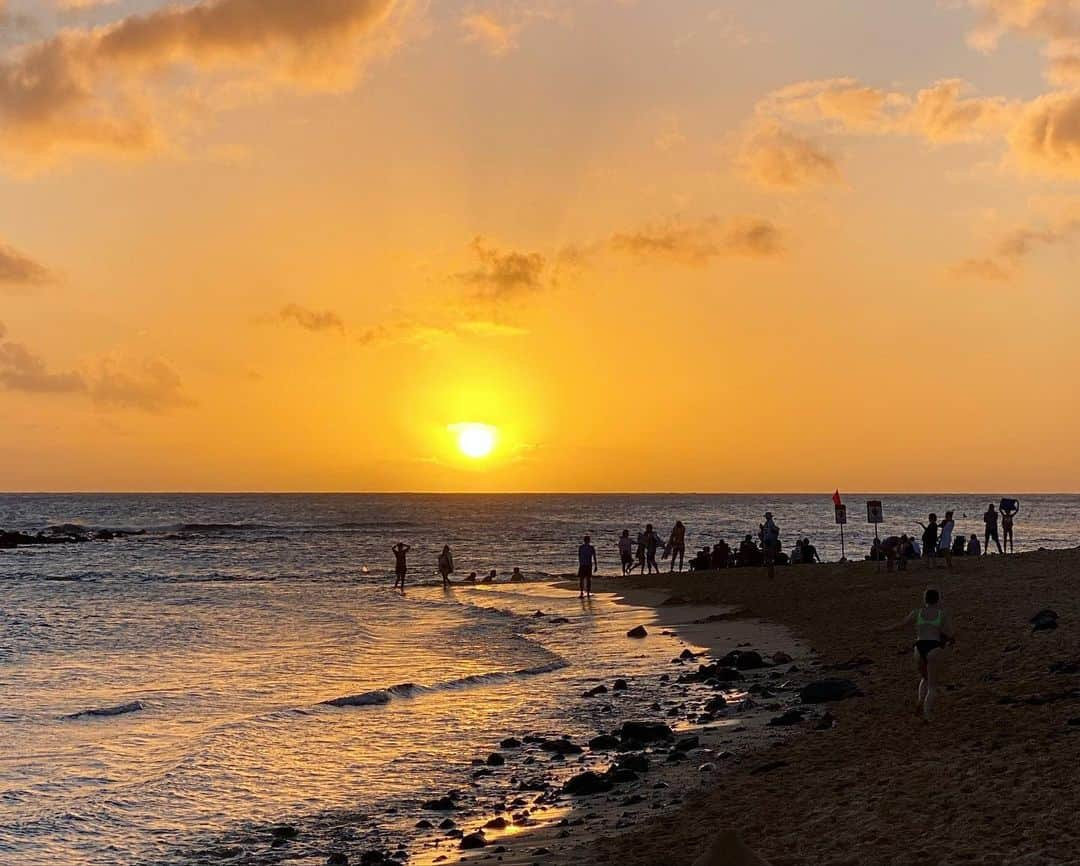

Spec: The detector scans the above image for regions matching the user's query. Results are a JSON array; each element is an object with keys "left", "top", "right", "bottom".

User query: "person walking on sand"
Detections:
[
  {"left": 877, "top": 588, "right": 955, "bottom": 722},
  {"left": 437, "top": 544, "right": 454, "bottom": 587},
  {"left": 577, "top": 534, "right": 598, "bottom": 598},
  {"left": 634, "top": 530, "right": 647, "bottom": 574},
  {"left": 618, "top": 529, "right": 634, "bottom": 576},
  {"left": 666, "top": 520, "right": 687, "bottom": 572},
  {"left": 983, "top": 503, "right": 1004, "bottom": 555},
  {"left": 392, "top": 542, "right": 410, "bottom": 591},
  {"left": 918, "top": 513, "right": 939, "bottom": 569},
  {"left": 644, "top": 523, "right": 662, "bottom": 575},
  {"left": 759, "top": 511, "right": 780, "bottom": 579}
]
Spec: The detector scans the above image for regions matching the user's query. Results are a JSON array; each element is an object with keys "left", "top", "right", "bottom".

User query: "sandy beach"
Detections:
[{"left": 438, "top": 548, "right": 1080, "bottom": 866}]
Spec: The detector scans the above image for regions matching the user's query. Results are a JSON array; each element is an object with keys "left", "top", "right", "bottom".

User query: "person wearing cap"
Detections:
[{"left": 759, "top": 511, "right": 781, "bottom": 578}]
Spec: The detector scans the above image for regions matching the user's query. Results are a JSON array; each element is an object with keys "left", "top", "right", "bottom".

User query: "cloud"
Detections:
[
  {"left": 966, "top": 0, "right": 1080, "bottom": 83},
  {"left": 1009, "top": 89, "right": 1080, "bottom": 178},
  {"left": 953, "top": 213, "right": 1080, "bottom": 280},
  {"left": 279, "top": 303, "right": 346, "bottom": 335},
  {"left": 0, "top": 339, "right": 87, "bottom": 393},
  {"left": 89, "top": 357, "right": 192, "bottom": 412},
  {"left": 0, "top": 239, "right": 53, "bottom": 289},
  {"left": 740, "top": 123, "right": 841, "bottom": 189},
  {"left": 609, "top": 216, "right": 784, "bottom": 264},
  {"left": 456, "top": 237, "right": 547, "bottom": 301},
  {"left": 0, "top": 0, "right": 410, "bottom": 165},
  {"left": 460, "top": 10, "right": 517, "bottom": 55}
]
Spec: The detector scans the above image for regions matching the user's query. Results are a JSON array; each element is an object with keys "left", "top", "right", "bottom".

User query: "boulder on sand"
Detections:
[
  {"left": 799, "top": 678, "right": 862, "bottom": 704},
  {"left": 1031, "top": 609, "right": 1059, "bottom": 632},
  {"left": 619, "top": 720, "right": 673, "bottom": 742},
  {"left": 692, "top": 829, "right": 771, "bottom": 866},
  {"left": 627, "top": 625, "right": 648, "bottom": 639}
]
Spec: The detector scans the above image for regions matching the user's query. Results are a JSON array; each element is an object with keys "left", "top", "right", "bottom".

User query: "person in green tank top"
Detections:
[{"left": 877, "top": 588, "right": 955, "bottom": 722}]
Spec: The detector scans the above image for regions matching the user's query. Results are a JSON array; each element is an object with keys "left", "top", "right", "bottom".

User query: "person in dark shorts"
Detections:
[
  {"left": 643, "top": 524, "right": 661, "bottom": 574},
  {"left": 983, "top": 503, "right": 1003, "bottom": 554},
  {"left": 392, "top": 542, "right": 410, "bottom": 591},
  {"left": 577, "top": 534, "right": 598, "bottom": 598},
  {"left": 618, "top": 529, "right": 634, "bottom": 575},
  {"left": 438, "top": 545, "right": 454, "bottom": 587},
  {"left": 666, "top": 520, "right": 686, "bottom": 572},
  {"left": 1001, "top": 499, "right": 1019, "bottom": 553},
  {"left": 877, "top": 588, "right": 955, "bottom": 722}
]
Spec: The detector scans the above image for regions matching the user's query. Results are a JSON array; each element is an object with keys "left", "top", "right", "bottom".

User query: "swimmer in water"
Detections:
[{"left": 877, "top": 588, "right": 955, "bottom": 722}]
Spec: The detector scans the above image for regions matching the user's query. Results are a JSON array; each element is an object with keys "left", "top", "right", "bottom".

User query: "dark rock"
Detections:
[
  {"left": 606, "top": 767, "right": 639, "bottom": 784},
  {"left": 486, "top": 752, "right": 505, "bottom": 766},
  {"left": 423, "top": 797, "right": 456, "bottom": 811},
  {"left": 500, "top": 737, "right": 522, "bottom": 748},
  {"left": 815, "top": 711, "right": 837, "bottom": 730},
  {"left": 661, "top": 595, "right": 690, "bottom": 606},
  {"left": 673, "top": 735, "right": 700, "bottom": 752},
  {"left": 539, "top": 738, "right": 582, "bottom": 755},
  {"left": 620, "top": 720, "right": 673, "bottom": 742},
  {"left": 438, "top": 818, "right": 456, "bottom": 830},
  {"left": 704, "top": 695, "right": 728, "bottom": 713},
  {"left": 562, "top": 771, "right": 613, "bottom": 796},
  {"left": 617, "top": 754, "right": 649, "bottom": 773},
  {"left": 679, "top": 649, "right": 696, "bottom": 660},
  {"left": 327, "top": 854, "right": 349, "bottom": 866},
  {"left": 484, "top": 816, "right": 508, "bottom": 829},
  {"left": 209, "top": 847, "right": 243, "bottom": 860},
  {"left": 678, "top": 663, "right": 744, "bottom": 684},
  {"left": 1067, "top": 718, "right": 1080, "bottom": 727},
  {"left": 583, "top": 685, "right": 608, "bottom": 697},
  {"left": 1031, "top": 609, "right": 1059, "bottom": 632},
  {"left": 460, "top": 832, "right": 486, "bottom": 850},
  {"left": 719, "top": 650, "right": 768, "bottom": 670},
  {"left": 767, "top": 709, "right": 805, "bottom": 727},
  {"left": 627, "top": 625, "right": 648, "bottom": 639},
  {"left": 772, "top": 651, "right": 793, "bottom": 664},
  {"left": 621, "top": 794, "right": 646, "bottom": 806},
  {"left": 666, "top": 750, "right": 688, "bottom": 763},
  {"left": 800, "top": 678, "right": 863, "bottom": 704},
  {"left": 588, "top": 734, "right": 621, "bottom": 751},
  {"left": 415, "top": 819, "right": 433, "bottom": 828},
  {"left": 612, "top": 679, "right": 628, "bottom": 691},
  {"left": 549, "top": 617, "right": 571, "bottom": 624},
  {"left": 270, "top": 825, "right": 299, "bottom": 839}
]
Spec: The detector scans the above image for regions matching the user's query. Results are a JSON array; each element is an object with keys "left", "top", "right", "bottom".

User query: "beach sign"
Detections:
[
  {"left": 866, "top": 500, "right": 884, "bottom": 524},
  {"left": 834, "top": 504, "right": 847, "bottom": 525}
]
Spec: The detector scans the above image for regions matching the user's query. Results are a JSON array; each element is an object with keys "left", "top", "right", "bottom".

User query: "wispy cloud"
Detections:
[
  {"left": 279, "top": 303, "right": 346, "bottom": 335},
  {"left": 953, "top": 212, "right": 1080, "bottom": 281},
  {"left": 0, "top": 239, "right": 53, "bottom": 290},
  {"left": 740, "top": 123, "right": 841, "bottom": 190},
  {"left": 609, "top": 216, "right": 784, "bottom": 264},
  {"left": 460, "top": 10, "right": 518, "bottom": 55},
  {"left": 456, "top": 237, "right": 547, "bottom": 301},
  {"left": 0, "top": 337, "right": 87, "bottom": 393}
]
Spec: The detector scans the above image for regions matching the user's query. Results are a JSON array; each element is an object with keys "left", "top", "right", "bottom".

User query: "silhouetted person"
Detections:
[
  {"left": 618, "top": 529, "right": 634, "bottom": 575},
  {"left": 510, "top": 566, "right": 525, "bottom": 582},
  {"left": 918, "top": 514, "right": 939, "bottom": 570},
  {"left": 967, "top": 534, "right": 981, "bottom": 556},
  {"left": 938, "top": 510, "right": 956, "bottom": 571},
  {"left": 644, "top": 524, "right": 661, "bottom": 574},
  {"left": 1001, "top": 500, "right": 1018, "bottom": 553},
  {"left": 712, "top": 539, "right": 731, "bottom": 569},
  {"left": 481, "top": 569, "right": 496, "bottom": 584},
  {"left": 438, "top": 544, "right": 454, "bottom": 587},
  {"left": 634, "top": 531, "right": 647, "bottom": 574},
  {"left": 578, "top": 534, "right": 598, "bottom": 597},
  {"left": 983, "top": 503, "right": 1003, "bottom": 554},
  {"left": 392, "top": 542, "right": 410, "bottom": 591},
  {"left": 759, "top": 511, "right": 780, "bottom": 578},
  {"left": 666, "top": 520, "right": 686, "bottom": 572},
  {"left": 801, "top": 537, "right": 820, "bottom": 564}
]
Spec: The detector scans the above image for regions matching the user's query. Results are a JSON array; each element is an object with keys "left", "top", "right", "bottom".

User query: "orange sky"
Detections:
[{"left": 1, "top": 0, "right": 1079, "bottom": 492}]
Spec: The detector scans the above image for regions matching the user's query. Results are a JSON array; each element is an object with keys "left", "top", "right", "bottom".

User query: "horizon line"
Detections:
[{"left": 0, "top": 490, "right": 1073, "bottom": 497}]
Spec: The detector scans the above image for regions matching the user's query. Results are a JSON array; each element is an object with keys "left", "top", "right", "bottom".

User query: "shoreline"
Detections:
[{"left": 561, "top": 548, "right": 1080, "bottom": 865}]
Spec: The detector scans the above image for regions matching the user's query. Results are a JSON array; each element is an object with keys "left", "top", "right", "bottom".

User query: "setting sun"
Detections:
[{"left": 451, "top": 423, "right": 497, "bottom": 459}]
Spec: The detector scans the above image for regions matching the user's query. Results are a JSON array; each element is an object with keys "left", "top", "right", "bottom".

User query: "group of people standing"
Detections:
[{"left": 872, "top": 501, "right": 1020, "bottom": 572}]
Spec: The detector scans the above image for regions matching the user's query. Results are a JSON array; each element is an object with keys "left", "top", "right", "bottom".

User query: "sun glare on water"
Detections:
[{"left": 451, "top": 423, "right": 497, "bottom": 459}]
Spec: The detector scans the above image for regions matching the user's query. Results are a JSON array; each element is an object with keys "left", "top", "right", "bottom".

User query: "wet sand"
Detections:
[{"left": 574, "top": 549, "right": 1080, "bottom": 866}]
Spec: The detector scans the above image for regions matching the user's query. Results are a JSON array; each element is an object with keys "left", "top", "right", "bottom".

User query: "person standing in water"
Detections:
[
  {"left": 983, "top": 503, "right": 1004, "bottom": 555},
  {"left": 618, "top": 529, "right": 634, "bottom": 575},
  {"left": 392, "top": 542, "right": 410, "bottom": 591},
  {"left": 666, "top": 520, "right": 686, "bottom": 572},
  {"left": 437, "top": 544, "right": 454, "bottom": 587},
  {"left": 878, "top": 588, "right": 955, "bottom": 722},
  {"left": 578, "top": 534, "right": 598, "bottom": 598}
]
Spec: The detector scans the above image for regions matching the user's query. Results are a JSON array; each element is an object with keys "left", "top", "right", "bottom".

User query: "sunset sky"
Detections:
[{"left": 1, "top": 0, "right": 1079, "bottom": 492}]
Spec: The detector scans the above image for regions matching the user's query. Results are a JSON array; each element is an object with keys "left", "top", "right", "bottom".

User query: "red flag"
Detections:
[{"left": 832, "top": 489, "right": 843, "bottom": 508}]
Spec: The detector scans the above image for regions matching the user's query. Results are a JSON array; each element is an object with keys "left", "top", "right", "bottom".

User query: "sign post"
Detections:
[
  {"left": 834, "top": 504, "right": 848, "bottom": 561},
  {"left": 866, "top": 500, "right": 884, "bottom": 541}
]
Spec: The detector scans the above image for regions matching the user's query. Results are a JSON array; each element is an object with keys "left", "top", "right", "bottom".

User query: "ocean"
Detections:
[{"left": 1, "top": 493, "right": 1075, "bottom": 865}]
